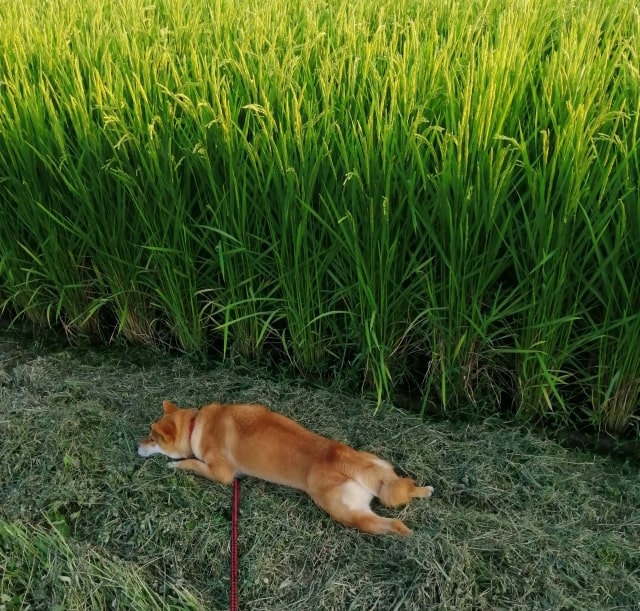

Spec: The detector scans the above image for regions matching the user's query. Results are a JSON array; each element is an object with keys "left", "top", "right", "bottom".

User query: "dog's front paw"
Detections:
[{"left": 167, "top": 461, "right": 178, "bottom": 469}]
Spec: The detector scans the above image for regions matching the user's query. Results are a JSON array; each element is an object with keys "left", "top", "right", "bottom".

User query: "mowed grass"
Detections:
[
  {"left": 1, "top": 330, "right": 639, "bottom": 609},
  {"left": 0, "top": 0, "right": 639, "bottom": 433}
]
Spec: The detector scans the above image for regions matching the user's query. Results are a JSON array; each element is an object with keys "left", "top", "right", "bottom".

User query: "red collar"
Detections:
[{"left": 188, "top": 417, "right": 196, "bottom": 440}]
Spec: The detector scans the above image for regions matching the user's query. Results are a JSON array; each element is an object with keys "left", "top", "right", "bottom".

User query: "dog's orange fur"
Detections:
[{"left": 138, "top": 401, "right": 433, "bottom": 535}]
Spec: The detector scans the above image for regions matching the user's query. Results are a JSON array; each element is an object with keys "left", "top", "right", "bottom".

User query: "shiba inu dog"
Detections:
[{"left": 138, "top": 400, "right": 433, "bottom": 535}]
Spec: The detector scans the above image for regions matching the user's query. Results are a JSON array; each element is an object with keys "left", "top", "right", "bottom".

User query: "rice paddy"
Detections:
[{"left": 0, "top": 0, "right": 639, "bottom": 432}]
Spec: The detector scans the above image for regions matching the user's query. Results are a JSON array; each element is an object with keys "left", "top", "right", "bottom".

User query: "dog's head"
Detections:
[{"left": 137, "top": 400, "right": 195, "bottom": 459}]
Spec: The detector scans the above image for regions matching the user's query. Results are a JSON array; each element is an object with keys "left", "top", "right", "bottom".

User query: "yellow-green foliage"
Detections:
[{"left": 0, "top": 0, "right": 639, "bottom": 432}]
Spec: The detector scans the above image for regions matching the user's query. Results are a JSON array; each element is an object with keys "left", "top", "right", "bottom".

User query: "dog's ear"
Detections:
[
  {"left": 162, "top": 400, "right": 179, "bottom": 414},
  {"left": 152, "top": 419, "right": 176, "bottom": 444}
]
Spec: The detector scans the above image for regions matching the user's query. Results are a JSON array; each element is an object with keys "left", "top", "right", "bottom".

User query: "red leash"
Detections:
[
  {"left": 230, "top": 478, "right": 240, "bottom": 611},
  {"left": 189, "top": 418, "right": 240, "bottom": 609}
]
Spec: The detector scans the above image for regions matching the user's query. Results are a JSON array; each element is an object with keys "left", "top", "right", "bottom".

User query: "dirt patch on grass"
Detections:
[{"left": 1, "top": 331, "right": 639, "bottom": 609}]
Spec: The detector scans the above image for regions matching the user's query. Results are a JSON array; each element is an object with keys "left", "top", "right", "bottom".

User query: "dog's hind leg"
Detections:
[
  {"left": 353, "top": 452, "right": 434, "bottom": 508},
  {"left": 378, "top": 478, "right": 434, "bottom": 508},
  {"left": 314, "top": 480, "right": 411, "bottom": 536}
]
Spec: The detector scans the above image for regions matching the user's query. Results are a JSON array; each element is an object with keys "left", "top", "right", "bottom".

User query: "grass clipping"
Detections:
[{"left": 1, "top": 335, "right": 639, "bottom": 610}]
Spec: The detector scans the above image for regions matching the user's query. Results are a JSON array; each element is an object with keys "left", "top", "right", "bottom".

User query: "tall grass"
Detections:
[{"left": 0, "top": 0, "right": 638, "bottom": 433}]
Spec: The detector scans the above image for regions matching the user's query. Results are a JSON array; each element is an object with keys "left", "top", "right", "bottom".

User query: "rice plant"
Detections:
[{"left": 0, "top": 0, "right": 638, "bottom": 432}]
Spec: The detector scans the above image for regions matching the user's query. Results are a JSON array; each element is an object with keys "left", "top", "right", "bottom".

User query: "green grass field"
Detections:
[
  {"left": 1, "top": 0, "right": 639, "bottom": 433},
  {"left": 1, "top": 331, "right": 639, "bottom": 609}
]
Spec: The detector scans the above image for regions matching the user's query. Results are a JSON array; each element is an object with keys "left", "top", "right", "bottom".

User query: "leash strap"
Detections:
[{"left": 230, "top": 477, "right": 240, "bottom": 611}]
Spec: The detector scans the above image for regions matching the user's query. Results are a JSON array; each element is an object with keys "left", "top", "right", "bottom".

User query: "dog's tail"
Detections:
[{"left": 352, "top": 451, "right": 433, "bottom": 508}]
